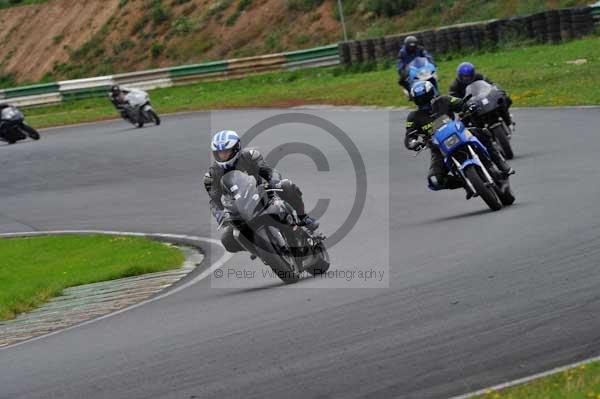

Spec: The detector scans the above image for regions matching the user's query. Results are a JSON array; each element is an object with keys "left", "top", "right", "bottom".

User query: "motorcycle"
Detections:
[
  {"left": 407, "top": 109, "right": 515, "bottom": 211},
  {"left": 0, "top": 105, "right": 40, "bottom": 144},
  {"left": 402, "top": 57, "right": 439, "bottom": 97},
  {"left": 123, "top": 89, "right": 161, "bottom": 128},
  {"left": 219, "top": 170, "right": 330, "bottom": 284},
  {"left": 464, "top": 80, "right": 514, "bottom": 159}
]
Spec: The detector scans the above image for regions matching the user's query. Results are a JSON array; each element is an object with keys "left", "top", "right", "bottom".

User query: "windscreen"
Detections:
[{"left": 220, "top": 171, "right": 267, "bottom": 222}]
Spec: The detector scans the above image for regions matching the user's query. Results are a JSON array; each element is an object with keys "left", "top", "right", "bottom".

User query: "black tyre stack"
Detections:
[
  {"left": 530, "top": 12, "right": 548, "bottom": 43},
  {"left": 384, "top": 35, "right": 402, "bottom": 59},
  {"left": 445, "top": 27, "right": 461, "bottom": 53},
  {"left": 433, "top": 29, "right": 449, "bottom": 54},
  {"left": 558, "top": 8, "right": 574, "bottom": 41},
  {"left": 338, "top": 41, "right": 351, "bottom": 66},
  {"left": 458, "top": 26, "right": 475, "bottom": 51},
  {"left": 349, "top": 40, "right": 363, "bottom": 64},
  {"left": 470, "top": 24, "right": 485, "bottom": 49},
  {"left": 374, "top": 37, "right": 387, "bottom": 60},
  {"left": 571, "top": 7, "right": 594, "bottom": 38},
  {"left": 421, "top": 30, "right": 436, "bottom": 53},
  {"left": 484, "top": 20, "right": 501, "bottom": 46},
  {"left": 545, "top": 9, "right": 562, "bottom": 43},
  {"left": 362, "top": 39, "right": 376, "bottom": 62}
]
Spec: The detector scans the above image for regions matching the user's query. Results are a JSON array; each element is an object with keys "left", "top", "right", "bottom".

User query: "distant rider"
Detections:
[
  {"left": 405, "top": 81, "right": 513, "bottom": 195},
  {"left": 449, "top": 62, "right": 514, "bottom": 128},
  {"left": 397, "top": 36, "right": 435, "bottom": 93},
  {"left": 204, "top": 130, "right": 319, "bottom": 253},
  {"left": 108, "top": 85, "right": 130, "bottom": 119}
]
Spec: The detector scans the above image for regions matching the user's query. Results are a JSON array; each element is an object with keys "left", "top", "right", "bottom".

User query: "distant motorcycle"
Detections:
[
  {"left": 0, "top": 105, "right": 40, "bottom": 144},
  {"left": 407, "top": 109, "right": 515, "bottom": 211},
  {"left": 403, "top": 57, "right": 439, "bottom": 97},
  {"left": 122, "top": 89, "right": 161, "bottom": 128},
  {"left": 220, "top": 170, "right": 330, "bottom": 284},
  {"left": 464, "top": 80, "right": 514, "bottom": 159}
]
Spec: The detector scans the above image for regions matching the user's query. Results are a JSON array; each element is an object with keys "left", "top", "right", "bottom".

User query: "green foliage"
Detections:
[
  {"left": 113, "top": 38, "right": 135, "bottom": 55},
  {"left": 171, "top": 15, "right": 193, "bottom": 35},
  {"left": 151, "top": 42, "right": 165, "bottom": 58},
  {"left": 118, "top": 0, "right": 128, "bottom": 8},
  {"left": 149, "top": 0, "right": 172, "bottom": 24},
  {"left": 207, "top": 0, "right": 233, "bottom": 17},
  {"left": 364, "top": 0, "right": 416, "bottom": 17},
  {"left": 286, "top": 0, "right": 324, "bottom": 12},
  {"left": 0, "top": 0, "right": 49, "bottom": 10},
  {"left": 132, "top": 15, "right": 150, "bottom": 35},
  {"left": 0, "top": 71, "right": 17, "bottom": 89}
]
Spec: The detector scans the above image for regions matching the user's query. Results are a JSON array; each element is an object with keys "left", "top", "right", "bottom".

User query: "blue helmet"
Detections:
[
  {"left": 457, "top": 62, "right": 475, "bottom": 84},
  {"left": 410, "top": 81, "right": 438, "bottom": 111},
  {"left": 211, "top": 130, "right": 241, "bottom": 168}
]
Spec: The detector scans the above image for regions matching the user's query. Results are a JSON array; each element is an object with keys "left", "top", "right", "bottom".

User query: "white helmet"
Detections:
[{"left": 211, "top": 130, "right": 241, "bottom": 168}]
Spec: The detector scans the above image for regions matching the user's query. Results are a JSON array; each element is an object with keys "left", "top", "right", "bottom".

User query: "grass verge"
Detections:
[
  {"left": 0, "top": 234, "right": 185, "bottom": 320},
  {"left": 474, "top": 361, "right": 600, "bottom": 399},
  {"left": 22, "top": 36, "right": 600, "bottom": 129}
]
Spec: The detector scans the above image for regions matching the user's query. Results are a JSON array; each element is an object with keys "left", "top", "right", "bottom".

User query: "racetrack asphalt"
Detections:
[{"left": 0, "top": 108, "right": 599, "bottom": 398}]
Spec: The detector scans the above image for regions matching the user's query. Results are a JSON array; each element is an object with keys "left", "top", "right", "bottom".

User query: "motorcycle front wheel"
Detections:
[
  {"left": 19, "top": 124, "right": 40, "bottom": 140},
  {"left": 254, "top": 225, "right": 301, "bottom": 285},
  {"left": 464, "top": 165, "right": 502, "bottom": 211}
]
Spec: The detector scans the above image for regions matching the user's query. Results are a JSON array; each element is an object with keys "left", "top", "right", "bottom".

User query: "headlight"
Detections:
[{"left": 443, "top": 134, "right": 460, "bottom": 148}]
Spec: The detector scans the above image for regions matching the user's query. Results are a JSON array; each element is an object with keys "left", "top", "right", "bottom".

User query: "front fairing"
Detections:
[
  {"left": 465, "top": 81, "right": 501, "bottom": 115},
  {"left": 221, "top": 171, "right": 269, "bottom": 223},
  {"left": 432, "top": 117, "right": 486, "bottom": 157},
  {"left": 124, "top": 90, "right": 150, "bottom": 108},
  {"left": 1, "top": 106, "right": 24, "bottom": 123},
  {"left": 408, "top": 57, "right": 437, "bottom": 82}
]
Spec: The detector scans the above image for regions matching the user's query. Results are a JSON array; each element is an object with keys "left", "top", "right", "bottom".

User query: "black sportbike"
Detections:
[
  {"left": 464, "top": 80, "right": 514, "bottom": 159},
  {"left": 220, "top": 170, "right": 330, "bottom": 284},
  {"left": 0, "top": 105, "right": 40, "bottom": 144}
]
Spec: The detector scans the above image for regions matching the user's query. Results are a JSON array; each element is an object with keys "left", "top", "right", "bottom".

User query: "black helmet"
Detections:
[
  {"left": 404, "top": 35, "right": 418, "bottom": 52},
  {"left": 410, "top": 81, "right": 438, "bottom": 111},
  {"left": 110, "top": 85, "right": 121, "bottom": 95}
]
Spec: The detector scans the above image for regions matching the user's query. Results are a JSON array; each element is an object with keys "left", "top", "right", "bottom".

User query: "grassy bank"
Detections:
[
  {"left": 0, "top": 235, "right": 184, "bottom": 320},
  {"left": 23, "top": 36, "right": 600, "bottom": 129},
  {"left": 474, "top": 361, "right": 600, "bottom": 399}
]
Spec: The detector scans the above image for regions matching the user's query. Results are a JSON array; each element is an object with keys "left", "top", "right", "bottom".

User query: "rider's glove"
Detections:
[
  {"left": 407, "top": 135, "right": 425, "bottom": 151},
  {"left": 466, "top": 103, "right": 478, "bottom": 113},
  {"left": 215, "top": 210, "right": 226, "bottom": 224}
]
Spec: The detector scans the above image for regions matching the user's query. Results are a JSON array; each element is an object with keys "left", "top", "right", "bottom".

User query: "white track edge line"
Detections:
[
  {"left": 449, "top": 354, "right": 600, "bottom": 398},
  {"left": 0, "top": 230, "right": 233, "bottom": 351}
]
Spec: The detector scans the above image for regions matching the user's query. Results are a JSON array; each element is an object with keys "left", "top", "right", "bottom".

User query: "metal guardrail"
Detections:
[{"left": 0, "top": 45, "right": 339, "bottom": 108}]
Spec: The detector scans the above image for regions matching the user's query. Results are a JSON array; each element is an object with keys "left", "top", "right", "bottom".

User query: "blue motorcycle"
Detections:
[
  {"left": 409, "top": 113, "right": 515, "bottom": 211},
  {"left": 406, "top": 57, "right": 438, "bottom": 93}
]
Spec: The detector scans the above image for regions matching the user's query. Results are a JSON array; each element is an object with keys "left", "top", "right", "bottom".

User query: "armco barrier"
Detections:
[
  {"left": 0, "top": 45, "right": 339, "bottom": 108},
  {"left": 339, "top": 5, "right": 598, "bottom": 66}
]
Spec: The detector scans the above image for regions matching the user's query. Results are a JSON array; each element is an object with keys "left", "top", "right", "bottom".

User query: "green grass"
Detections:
[
  {"left": 0, "top": 0, "right": 49, "bottom": 9},
  {"left": 0, "top": 235, "right": 185, "bottom": 320},
  {"left": 23, "top": 36, "right": 600, "bottom": 129},
  {"left": 474, "top": 361, "right": 600, "bottom": 399}
]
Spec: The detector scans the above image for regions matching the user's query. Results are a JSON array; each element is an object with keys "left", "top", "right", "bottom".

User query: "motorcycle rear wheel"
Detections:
[{"left": 464, "top": 165, "right": 502, "bottom": 211}]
